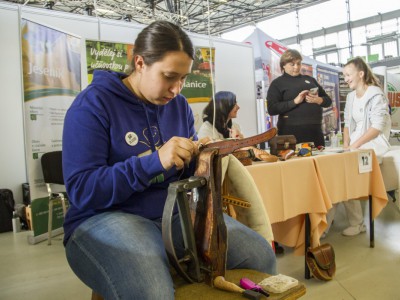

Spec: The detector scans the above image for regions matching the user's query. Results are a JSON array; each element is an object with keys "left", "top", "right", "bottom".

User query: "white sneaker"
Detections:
[{"left": 342, "top": 224, "right": 366, "bottom": 236}]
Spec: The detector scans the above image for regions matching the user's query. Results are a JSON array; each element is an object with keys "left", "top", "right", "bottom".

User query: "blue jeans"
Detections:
[{"left": 65, "top": 211, "right": 276, "bottom": 300}]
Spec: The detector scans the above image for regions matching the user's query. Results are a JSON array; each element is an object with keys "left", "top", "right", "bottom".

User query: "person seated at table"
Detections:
[
  {"left": 198, "top": 90, "right": 243, "bottom": 140},
  {"left": 198, "top": 91, "right": 277, "bottom": 162},
  {"left": 62, "top": 20, "right": 277, "bottom": 299},
  {"left": 324, "top": 57, "right": 391, "bottom": 237}
]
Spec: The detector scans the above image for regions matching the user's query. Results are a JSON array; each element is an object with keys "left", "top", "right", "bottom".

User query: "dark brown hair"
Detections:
[
  {"left": 202, "top": 91, "right": 237, "bottom": 138},
  {"left": 280, "top": 49, "right": 302, "bottom": 71},
  {"left": 344, "top": 56, "right": 382, "bottom": 88},
  {"left": 128, "top": 20, "right": 194, "bottom": 74}
]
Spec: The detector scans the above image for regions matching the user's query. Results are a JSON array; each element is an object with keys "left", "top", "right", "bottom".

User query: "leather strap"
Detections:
[
  {"left": 231, "top": 149, "right": 255, "bottom": 160},
  {"left": 201, "top": 128, "right": 277, "bottom": 155},
  {"left": 192, "top": 148, "right": 227, "bottom": 285}
]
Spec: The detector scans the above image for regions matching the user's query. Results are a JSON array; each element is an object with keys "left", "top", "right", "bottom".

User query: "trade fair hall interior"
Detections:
[{"left": 1, "top": 0, "right": 400, "bottom": 299}]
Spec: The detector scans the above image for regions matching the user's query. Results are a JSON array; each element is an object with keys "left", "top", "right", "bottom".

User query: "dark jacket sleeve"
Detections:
[{"left": 266, "top": 80, "right": 297, "bottom": 116}]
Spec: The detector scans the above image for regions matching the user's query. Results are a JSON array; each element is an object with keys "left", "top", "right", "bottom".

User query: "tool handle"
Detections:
[
  {"left": 214, "top": 276, "right": 244, "bottom": 293},
  {"left": 240, "top": 277, "right": 260, "bottom": 290}
]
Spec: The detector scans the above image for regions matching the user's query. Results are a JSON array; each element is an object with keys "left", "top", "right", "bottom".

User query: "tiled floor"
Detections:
[{"left": 0, "top": 200, "right": 399, "bottom": 300}]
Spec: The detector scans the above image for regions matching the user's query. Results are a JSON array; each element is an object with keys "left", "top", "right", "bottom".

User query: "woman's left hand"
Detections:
[{"left": 305, "top": 94, "right": 322, "bottom": 105}]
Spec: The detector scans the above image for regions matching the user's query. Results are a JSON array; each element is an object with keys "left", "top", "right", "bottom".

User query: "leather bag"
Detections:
[
  {"left": 269, "top": 135, "right": 297, "bottom": 156},
  {"left": 306, "top": 243, "right": 336, "bottom": 281}
]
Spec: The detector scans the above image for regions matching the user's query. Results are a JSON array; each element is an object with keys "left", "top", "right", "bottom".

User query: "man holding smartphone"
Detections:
[{"left": 267, "top": 49, "right": 332, "bottom": 147}]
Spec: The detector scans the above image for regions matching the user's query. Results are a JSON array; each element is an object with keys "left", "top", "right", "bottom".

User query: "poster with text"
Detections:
[
  {"left": 86, "top": 40, "right": 134, "bottom": 84},
  {"left": 180, "top": 47, "right": 215, "bottom": 131},
  {"left": 21, "top": 19, "right": 81, "bottom": 241},
  {"left": 316, "top": 66, "right": 340, "bottom": 135}
]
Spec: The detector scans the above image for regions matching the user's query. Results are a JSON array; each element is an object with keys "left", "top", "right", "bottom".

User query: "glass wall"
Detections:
[{"left": 222, "top": 0, "right": 400, "bottom": 66}]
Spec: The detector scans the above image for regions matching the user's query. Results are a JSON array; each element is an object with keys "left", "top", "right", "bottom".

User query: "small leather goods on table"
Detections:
[
  {"left": 232, "top": 147, "right": 279, "bottom": 166},
  {"left": 305, "top": 243, "right": 336, "bottom": 281},
  {"left": 269, "top": 135, "right": 297, "bottom": 156},
  {"left": 277, "top": 149, "right": 295, "bottom": 161},
  {"left": 252, "top": 148, "right": 279, "bottom": 163}
]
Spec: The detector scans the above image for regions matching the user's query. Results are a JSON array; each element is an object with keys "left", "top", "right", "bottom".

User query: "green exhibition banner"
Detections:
[
  {"left": 84, "top": 43, "right": 215, "bottom": 131},
  {"left": 86, "top": 40, "right": 134, "bottom": 84},
  {"left": 21, "top": 19, "right": 81, "bottom": 244},
  {"left": 180, "top": 47, "right": 216, "bottom": 131},
  {"left": 182, "top": 47, "right": 215, "bottom": 103}
]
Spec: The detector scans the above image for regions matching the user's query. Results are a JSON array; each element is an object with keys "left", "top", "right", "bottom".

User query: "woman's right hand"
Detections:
[
  {"left": 294, "top": 90, "right": 309, "bottom": 105},
  {"left": 158, "top": 137, "right": 198, "bottom": 171}
]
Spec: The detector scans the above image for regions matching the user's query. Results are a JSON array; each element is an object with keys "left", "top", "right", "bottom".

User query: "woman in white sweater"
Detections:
[{"left": 325, "top": 57, "right": 391, "bottom": 237}]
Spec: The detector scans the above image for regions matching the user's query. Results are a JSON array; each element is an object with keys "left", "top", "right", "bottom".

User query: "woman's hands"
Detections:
[
  {"left": 158, "top": 136, "right": 211, "bottom": 170},
  {"left": 343, "top": 128, "right": 380, "bottom": 151},
  {"left": 294, "top": 90, "right": 309, "bottom": 105},
  {"left": 294, "top": 90, "right": 322, "bottom": 105},
  {"left": 305, "top": 93, "right": 323, "bottom": 105}
]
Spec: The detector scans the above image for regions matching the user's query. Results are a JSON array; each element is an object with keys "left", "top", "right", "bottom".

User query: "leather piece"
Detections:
[
  {"left": 252, "top": 148, "right": 279, "bottom": 163},
  {"left": 269, "top": 135, "right": 296, "bottom": 156},
  {"left": 192, "top": 148, "right": 227, "bottom": 286},
  {"left": 306, "top": 243, "right": 336, "bottom": 281},
  {"left": 163, "top": 130, "right": 278, "bottom": 286},
  {"left": 202, "top": 128, "right": 277, "bottom": 155},
  {"left": 278, "top": 149, "right": 295, "bottom": 161},
  {"left": 231, "top": 150, "right": 254, "bottom": 166}
]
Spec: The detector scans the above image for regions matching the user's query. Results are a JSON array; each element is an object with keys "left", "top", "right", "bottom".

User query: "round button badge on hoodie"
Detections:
[{"left": 125, "top": 132, "right": 139, "bottom": 146}]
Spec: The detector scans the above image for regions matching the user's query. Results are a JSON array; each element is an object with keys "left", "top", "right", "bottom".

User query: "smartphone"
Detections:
[{"left": 309, "top": 87, "right": 318, "bottom": 95}]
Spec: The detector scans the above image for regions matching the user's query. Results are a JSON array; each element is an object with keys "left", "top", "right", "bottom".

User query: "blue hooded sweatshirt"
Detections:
[{"left": 62, "top": 70, "right": 196, "bottom": 244}]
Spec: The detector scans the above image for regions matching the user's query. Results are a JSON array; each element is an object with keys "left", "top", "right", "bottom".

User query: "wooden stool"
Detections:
[{"left": 91, "top": 269, "right": 306, "bottom": 300}]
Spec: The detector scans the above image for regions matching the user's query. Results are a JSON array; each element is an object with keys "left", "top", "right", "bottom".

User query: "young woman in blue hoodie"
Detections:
[{"left": 62, "top": 20, "right": 276, "bottom": 299}]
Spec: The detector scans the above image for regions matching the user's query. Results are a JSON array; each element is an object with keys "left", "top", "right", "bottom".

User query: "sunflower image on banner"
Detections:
[
  {"left": 86, "top": 40, "right": 134, "bottom": 84},
  {"left": 181, "top": 47, "right": 215, "bottom": 103}
]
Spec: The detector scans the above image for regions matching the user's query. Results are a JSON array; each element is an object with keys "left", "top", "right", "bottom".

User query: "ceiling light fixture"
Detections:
[
  {"left": 43, "top": 1, "right": 54, "bottom": 9},
  {"left": 84, "top": 4, "right": 94, "bottom": 16},
  {"left": 123, "top": 14, "right": 132, "bottom": 22}
]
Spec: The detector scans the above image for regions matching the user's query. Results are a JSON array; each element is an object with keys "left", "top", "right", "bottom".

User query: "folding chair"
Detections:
[{"left": 41, "top": 151, "right": 68, "bottom": 245}]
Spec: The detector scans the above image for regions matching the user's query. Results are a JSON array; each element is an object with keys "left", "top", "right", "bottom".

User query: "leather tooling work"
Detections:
[{"left": 161, "top": 128, "right": 277, "bottom": 287}]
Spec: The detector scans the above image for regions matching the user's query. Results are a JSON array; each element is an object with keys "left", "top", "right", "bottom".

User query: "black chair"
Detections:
[{"left": 41, "top": 151, "right": 68, "bottom": 245}]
